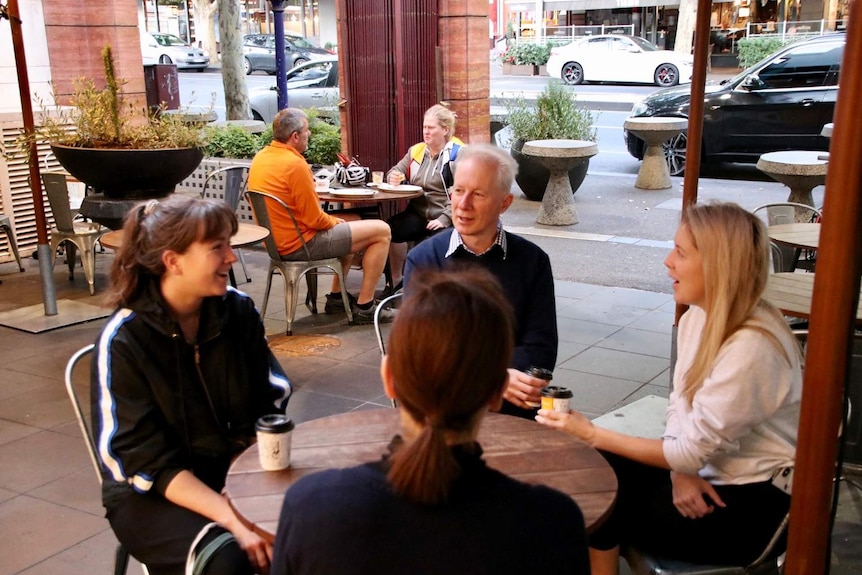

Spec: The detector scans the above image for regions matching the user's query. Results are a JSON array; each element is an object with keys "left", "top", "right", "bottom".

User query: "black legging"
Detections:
[
  {"left": 387, "top": 209, "right": 437, "bottom": 243},
  {"left": 590, "top": 452, "right": 790, "bottom": 566}
]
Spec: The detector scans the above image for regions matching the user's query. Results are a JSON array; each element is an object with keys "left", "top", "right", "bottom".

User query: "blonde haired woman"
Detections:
[
  {"left": 538, "top": 202, "right": 802, "bottom": 574},
  {"left": 384, "top": 103, "right": 464, "bottom": 293}
]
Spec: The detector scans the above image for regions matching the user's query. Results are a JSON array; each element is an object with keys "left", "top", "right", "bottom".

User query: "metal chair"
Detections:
[
  {"left": 65, "top": 344, "right": 149, "bottom": 575},
  {"left": 374, "top": 292, "right": 402, "bottom": 408},
  {"left": 42, "top": 172, "right": 104, "bottom": 294},
  {"left": 0, "top": 213, "right": 26, "bottom": 280},
  {"left": 246, "top": 190, "right": 353, "bottom": 335},
  {"left": 202, "top": 166, "right": 251, "bottom": 283},
  {"left": 753, "top": 202, "right": 822, "bottom": 273}
]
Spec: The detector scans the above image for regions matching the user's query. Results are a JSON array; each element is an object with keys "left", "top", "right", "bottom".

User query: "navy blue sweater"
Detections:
[
  {"left": 271, "top": 443, "right": 590, "bottom": 575},
  {"left": 404, "top": 229, "right": 558, "bottom": 373}
]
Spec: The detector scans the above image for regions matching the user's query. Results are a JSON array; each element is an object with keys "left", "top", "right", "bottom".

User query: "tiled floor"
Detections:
[{"left": 0, "top": 243, "right": 859, "bottom": 574}]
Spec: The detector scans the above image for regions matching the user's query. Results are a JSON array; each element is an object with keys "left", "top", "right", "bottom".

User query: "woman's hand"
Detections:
[
  {"left": 388, "top": 170, "right": 405, "bottom": 185},
  {"left": 426, "top": 219, "right": 446, "bottom": 231},
  {"left": 536, "top": 407, "right": 597, "bottom": 445},
  {"left": 670, "top": 471, "right": 726, "bottom": 519},
  {"left": 225, "top": 515, "right": 273, "bottom": 574}
]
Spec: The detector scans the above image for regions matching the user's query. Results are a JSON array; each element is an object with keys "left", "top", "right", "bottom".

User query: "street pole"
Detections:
[
  {"left": 3, "top": 0, "right": 57, "bottom": 315},
  {"left": 269, "top": 0, "right": 289, "bottom": 110}
]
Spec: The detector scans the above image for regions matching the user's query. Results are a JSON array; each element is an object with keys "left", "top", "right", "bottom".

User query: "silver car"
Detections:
[{"left": 249, "top": 57, "right": 339, "bottom": 123}]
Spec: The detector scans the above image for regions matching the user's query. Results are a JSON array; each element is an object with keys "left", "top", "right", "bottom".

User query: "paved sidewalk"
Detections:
[{"left": 0, "top": 171, "right": 857, "bottom": 573}]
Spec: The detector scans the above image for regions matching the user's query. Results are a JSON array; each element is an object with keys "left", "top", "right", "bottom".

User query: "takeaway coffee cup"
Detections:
[
  {"left": 524, "top": 366, "right": 553, "bottom": 408},
  {"left": 541, "top": 386, "right": 573, "bottom": 413},
  {"left": 255, "top": 414, "right": 295, "bottom": 471}
]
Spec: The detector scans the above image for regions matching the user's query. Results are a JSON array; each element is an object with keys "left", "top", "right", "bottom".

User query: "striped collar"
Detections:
[{"left": 445, "top": 221, "right": 507, "bottom": 258}]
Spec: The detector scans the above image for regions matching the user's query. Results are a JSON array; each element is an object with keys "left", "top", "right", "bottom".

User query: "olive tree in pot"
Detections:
[
  {"left": 503, "top": 82, "right": 596, "bottom": 201},
  {"left": 39, "top": 46, "right": 206, "bottom": 203}
]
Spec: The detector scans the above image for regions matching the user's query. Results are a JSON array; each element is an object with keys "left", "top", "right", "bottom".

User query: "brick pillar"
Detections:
[
  {"left": 42, "top": 1, "right": 146, "bottom": 107},
  {"left": 439, "top": 0, "right": 490, "bottom": 144}
]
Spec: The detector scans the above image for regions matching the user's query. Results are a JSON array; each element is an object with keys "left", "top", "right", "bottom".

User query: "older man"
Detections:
[
  {"left": 404, "top": 144, "right": 558, "bottom": 419},
  {"left": 249, "top": 108, "right": 393, "bottom": 324}
]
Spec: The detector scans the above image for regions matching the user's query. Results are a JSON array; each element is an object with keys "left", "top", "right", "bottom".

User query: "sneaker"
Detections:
[
  {"left": 351, "top": 301, "right": 397, "bottom": 326},
  {"left": 324, "top": 292, "right": 357, "bottom": 314}
]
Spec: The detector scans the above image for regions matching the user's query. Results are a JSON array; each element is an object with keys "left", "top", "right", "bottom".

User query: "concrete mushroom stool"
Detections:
[
  {"left": 521, "top": 139, "right": 598, "bottom": 226},
  {"left": 821, "top": 122, "right": 833, "bottom": 138},
  {"left": 756, "top": 150, "right": 828, "bottom": 208},
  {"left": 624, "top": 117, "right": 688, "bottom": 190}
]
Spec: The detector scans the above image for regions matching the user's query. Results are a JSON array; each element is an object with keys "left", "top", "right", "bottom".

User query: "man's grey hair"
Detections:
[
  {"left": 456, "top": 144, "right": 517, "bottom": 196},
  {"left": 273, "top": 108, "right": 308, "bottom": 143}
]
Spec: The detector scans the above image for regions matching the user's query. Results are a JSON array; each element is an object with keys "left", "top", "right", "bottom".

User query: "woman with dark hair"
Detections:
[
  {"left": 538, "top": 202, "right": 802, "bottom": 574},
  {"left": 270, "top": 268, "right": 589, "bottom": 575},
  {"left": 91, "top": 195, "right": 291, "bottom": 575}
]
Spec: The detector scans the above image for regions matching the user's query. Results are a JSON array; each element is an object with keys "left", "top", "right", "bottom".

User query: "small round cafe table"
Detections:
[{"left": 225, "top": 409, "right": 618, "bottom": 543}]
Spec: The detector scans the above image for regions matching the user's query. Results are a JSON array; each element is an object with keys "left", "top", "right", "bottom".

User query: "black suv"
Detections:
[
  {"left": 625, "top": 33, "right": 843, "bottom": 175},
  {"left": 242, "top": 34, "right": 331, "bottom": 75}
]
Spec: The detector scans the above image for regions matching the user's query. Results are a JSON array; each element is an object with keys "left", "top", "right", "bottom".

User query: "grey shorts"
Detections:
[{"left": 280, "top": 222, "right": 353, "bottom": 261}]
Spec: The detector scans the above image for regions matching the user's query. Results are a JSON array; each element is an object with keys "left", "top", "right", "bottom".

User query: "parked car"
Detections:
[
  {"left": 242, "top": 34, "right": 332, "bottom": 75},
  {"left": 249, "top": 56, "right": 339, "bottom": 123},
  {"left": 624, "top": 33, "right": 844, "bottom": 176},
  {"left": 140, "top": 32, "right": 209, "bottom": 71},
  {"left": 546, "top": 34, "right": 693, "bottom": 87}
]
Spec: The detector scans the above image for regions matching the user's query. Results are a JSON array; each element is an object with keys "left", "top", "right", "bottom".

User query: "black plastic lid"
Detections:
[{"left": 255, "top": 414, "right": 295, "bottom": 433}]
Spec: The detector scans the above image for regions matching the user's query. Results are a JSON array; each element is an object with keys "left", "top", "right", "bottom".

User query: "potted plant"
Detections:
[
  {"left": 502, "top": 82, "right": 596, "bottom": 201},
  {"left": 37, "top": 45, "right": 206, "bottom": 201}
]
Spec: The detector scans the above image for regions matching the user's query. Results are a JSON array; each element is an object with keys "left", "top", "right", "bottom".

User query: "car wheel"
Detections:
[
  {"left": 663, "top": 131, "right": 687, "bottom": 176},
  {"left": 244, "top": 57, "right": 253, "bottom": 75},
  {"left": 159, "top": 55, "right": 173, "bottom": 65},
  {"left": 654, "top": 64, "right": 679, "bottom": 87},
  {"left": 561, "top": 62, "right": 584, "bottom": 85},
  {"left": 293, "top": 57, "right": 309, "bottom": 67}
]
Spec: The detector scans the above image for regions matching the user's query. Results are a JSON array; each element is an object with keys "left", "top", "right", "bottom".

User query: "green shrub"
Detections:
[
  {"left": 503, "top": 82, "right": 596, "bottom": 143},
  {"left": 305, "top": 113, "right": 341, "bottom": 165},
  {"left": 737, "top": 37, "right": 795, "bottom": 69},
  {"left": 202, "top": 125, "right": 264, "bottom": 159},
  {"left": 503, "top": 42, "right": 553, "bottom": 66}
]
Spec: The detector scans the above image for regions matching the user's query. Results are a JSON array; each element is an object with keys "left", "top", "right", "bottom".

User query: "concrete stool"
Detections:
[
  {"left": 821, "top": 122, "right": 833, "bottom": 138},
  {"left": 521, "top": 139, "right": 597, "bottom": 226},
  {"left": 210, "top": 120, "right": 267, "bottom": 134},
  {"left": 624, "top": 117, "right": 688, "bottom": 190},
  {"left": 756, "top": 150, "right": 828, "bottom": 208}
]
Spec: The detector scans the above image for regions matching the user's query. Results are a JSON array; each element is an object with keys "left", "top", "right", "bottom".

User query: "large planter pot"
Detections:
[
  {"left": 510, "top": 138, "right": 590, "bottom": 201},
  {"left": 50, "top": 144, "right": 203, "bottom": 199}
]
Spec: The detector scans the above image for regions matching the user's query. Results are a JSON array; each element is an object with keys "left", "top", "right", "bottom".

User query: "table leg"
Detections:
[
  {"left": 537, "top": 169, "right": 579, "bottom": 226},
  {"left": 635, "top": 142, "right": 673, "bottom": 190},
  {"left": 786, "top": 185, "right": 815, "bottom": 208},
  {"left": 229, "top": 266, "right": 237, "bottom": 288}
]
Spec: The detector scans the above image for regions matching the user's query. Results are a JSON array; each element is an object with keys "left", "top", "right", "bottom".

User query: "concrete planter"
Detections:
[{"left": 502, "top": 63, "right": 536, "bottom": 76}]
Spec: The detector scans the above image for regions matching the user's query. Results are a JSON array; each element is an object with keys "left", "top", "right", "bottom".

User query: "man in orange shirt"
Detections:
[{"left": 248, "top": 108, "right": 393, "bottom": 324}]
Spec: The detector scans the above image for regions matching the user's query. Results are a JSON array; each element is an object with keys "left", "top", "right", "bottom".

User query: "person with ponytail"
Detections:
[
  {"left": 270, "top": 268, "right": 589, "bottom": 575},
  {"left": 537, "top": 202, "right": 803, "bottom": 574},
  {"left": 91, "top": 195, "right": 291, "bottom": 575}
]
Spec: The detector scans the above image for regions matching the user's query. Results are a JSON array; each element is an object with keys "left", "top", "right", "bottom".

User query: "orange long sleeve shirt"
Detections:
[{"left": 248, "top": 142, "right": 340, "bottom": 256}]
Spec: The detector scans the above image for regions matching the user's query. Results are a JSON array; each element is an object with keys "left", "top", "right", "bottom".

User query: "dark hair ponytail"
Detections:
[
  {"left": 107, "top": 195, "right": 237, "bottom": 307},
  {"left": 386, "top": 267, "right": 514, "bottom": 504}
]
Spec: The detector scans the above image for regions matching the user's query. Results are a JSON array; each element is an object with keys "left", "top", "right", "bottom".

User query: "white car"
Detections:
[
  {"left": 546, "top": 34, "right": 693, "bottom": 87},
  {"left": 249, "top": 57, "right": 339, "bottom": 123},
  {"left": 140, "top": 32, "right": 209, "bottom": 71}
]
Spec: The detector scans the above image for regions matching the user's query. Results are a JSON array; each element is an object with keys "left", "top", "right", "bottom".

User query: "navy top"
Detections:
[
  {"left": 270, "top": 442, "right": 590, "bottom": 575},
  {"left": 405, "top": 229, "right": 558, "bottom": 418}
]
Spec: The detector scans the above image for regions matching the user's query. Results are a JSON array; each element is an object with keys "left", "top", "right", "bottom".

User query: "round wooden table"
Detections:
[
  {"left": 768, "top": 223, "right": 820, "bottom": 251},
  {"left": 764, "top": 272, "right": 862, "bottom": 322},
  {"left": 225, "top": 409, "right": 618, "bottom": 542},
  {"left": 100, "top": 223, "right": 269, "bottom": 287},
  {"left": 99, "top": 222, "right": 269, "bottom": 251},
  {"left": 316, "top": 186, "right": 424, "bottom": 212}
]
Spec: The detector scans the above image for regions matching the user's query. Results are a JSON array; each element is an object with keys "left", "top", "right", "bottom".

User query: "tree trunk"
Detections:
[
  {"left": 218, "top": 0, "right": 250, "bottom": 120},
  {"left": 675, "top": 0, "right": 697, "bottom": 55},
  {"left": 194, "top": 0, "right": 219, "bottom": 63}
]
